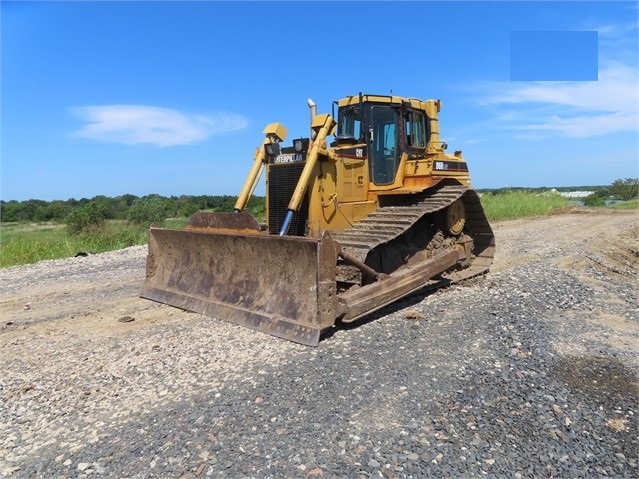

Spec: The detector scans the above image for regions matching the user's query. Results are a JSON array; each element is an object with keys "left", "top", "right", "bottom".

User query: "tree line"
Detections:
[
  {"left": 1, "top": 178, "right": 636, "bottom": 224},
  {"left": 478, "top": 179, "right": 637, "bottom": 199},
  {"left": 0, "top": 194, "right": 265, "bottom": 224},
  {"left": 477, "top": 178, "right": 638, "bottom": 204}
]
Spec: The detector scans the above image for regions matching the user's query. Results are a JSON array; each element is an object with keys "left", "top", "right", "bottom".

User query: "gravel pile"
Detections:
[{"left": 1, "top": 211, "right": 637, "bottom": 478}]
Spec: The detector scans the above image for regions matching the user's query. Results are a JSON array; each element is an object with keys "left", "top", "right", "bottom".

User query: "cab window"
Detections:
[
  {"left": 404, "top": 110, "right": 427, "bottom": 149},
  {"left": 337, "top": 106, "right": 364, "bottom": 140}
]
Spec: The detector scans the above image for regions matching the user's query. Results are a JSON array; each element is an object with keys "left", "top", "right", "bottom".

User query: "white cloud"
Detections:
[
  {"left": 485, "top": 63, "right": 636, "bottom": 111},
  {"left": 71, "top": 105, "right": 248, "bottom": 147},
  {"left": 474, "top": 62, "right": 638, "bottom": 139},
  {"left": 511, "top": 111, "right": 636, "bottom": 138}
]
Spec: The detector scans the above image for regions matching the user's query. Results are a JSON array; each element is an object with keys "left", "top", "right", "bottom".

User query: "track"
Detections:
[{"left": 332, "top": 182, "right": 496, "bottom": 287}]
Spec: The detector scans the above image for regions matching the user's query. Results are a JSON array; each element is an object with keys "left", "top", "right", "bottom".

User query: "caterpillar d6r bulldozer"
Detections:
[{"left": 141, "top": 93, "right": 495, "bottom": 346}]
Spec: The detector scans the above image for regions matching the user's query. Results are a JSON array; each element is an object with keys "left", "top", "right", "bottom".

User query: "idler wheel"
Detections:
[{"left": 444, "top": 199, "right": 466, "bottom": 236}]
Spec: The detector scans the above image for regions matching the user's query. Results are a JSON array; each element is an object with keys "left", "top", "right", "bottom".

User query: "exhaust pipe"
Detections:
[{"left": 308, "top": 98, "right": 317, "bottom": 140}]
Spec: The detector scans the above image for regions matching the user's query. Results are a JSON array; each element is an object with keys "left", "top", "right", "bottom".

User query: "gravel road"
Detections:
[{"left": 1, "top": 209, "right": 637, "bottom": 478}]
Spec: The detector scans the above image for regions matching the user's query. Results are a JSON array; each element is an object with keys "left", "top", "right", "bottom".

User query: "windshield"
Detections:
[{"left": 337, "top": 106, "right": 364, "bottom": 140}]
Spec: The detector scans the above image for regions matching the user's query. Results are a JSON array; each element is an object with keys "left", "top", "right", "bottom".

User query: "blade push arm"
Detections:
[
  {"left": 279, "top": 113, "right": 336, "bottom": 236},
  {"left": 234, "top": 122, "right": 288, "bottom": 213}
]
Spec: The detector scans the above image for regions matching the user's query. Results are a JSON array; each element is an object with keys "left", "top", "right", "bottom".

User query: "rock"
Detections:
[{"left": 1, "top": 211, "right": 637, "bottom": 479}]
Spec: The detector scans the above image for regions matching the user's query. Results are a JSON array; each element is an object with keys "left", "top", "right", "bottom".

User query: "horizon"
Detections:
[
  {"left": 2, "top": 1, "right": 638, "bottom": 202},
  {"left": 1, "top": 182, "right": 622, "bottom": 204}
]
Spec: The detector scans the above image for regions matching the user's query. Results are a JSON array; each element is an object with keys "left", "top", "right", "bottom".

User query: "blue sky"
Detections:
[{"left": 2, "top": 1, "right": 638, "bottom": 202}]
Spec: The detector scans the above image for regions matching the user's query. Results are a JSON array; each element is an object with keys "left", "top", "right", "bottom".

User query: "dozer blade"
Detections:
[{"left": 141, "top": 226, "right": 339, "bottom": 346}]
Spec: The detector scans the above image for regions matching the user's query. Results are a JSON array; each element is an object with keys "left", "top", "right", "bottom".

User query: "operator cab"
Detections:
[{"left": 334, "top": 97, "right": 430, "bottom": 185}]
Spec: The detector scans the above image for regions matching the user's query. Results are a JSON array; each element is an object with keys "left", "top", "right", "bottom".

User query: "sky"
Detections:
[{"left": 1, "top": 0, "right": 638, "bottom": 202}]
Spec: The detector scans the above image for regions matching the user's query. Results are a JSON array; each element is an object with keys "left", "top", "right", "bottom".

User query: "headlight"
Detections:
[{"left": 293, "top": 138, "right": 309, "bottom": 153}]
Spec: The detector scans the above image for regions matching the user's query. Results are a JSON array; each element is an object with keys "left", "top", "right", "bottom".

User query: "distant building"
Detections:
[{"left": 557, "top": 190, "right": 594, "bottom": 198}]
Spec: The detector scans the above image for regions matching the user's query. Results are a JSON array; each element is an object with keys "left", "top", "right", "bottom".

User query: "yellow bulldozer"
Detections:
[{"left": 141, "top": 93, "right": 495, "bottom": 346}]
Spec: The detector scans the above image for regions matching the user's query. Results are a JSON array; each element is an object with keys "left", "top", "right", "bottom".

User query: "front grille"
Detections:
[{"left": 267, "top": 163, "right": 309, "bottom": 236}]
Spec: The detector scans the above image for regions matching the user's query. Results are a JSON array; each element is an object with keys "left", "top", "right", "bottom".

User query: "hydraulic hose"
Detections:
[{"left": 279, "top": 210, "right": 294, "bottom": 236}]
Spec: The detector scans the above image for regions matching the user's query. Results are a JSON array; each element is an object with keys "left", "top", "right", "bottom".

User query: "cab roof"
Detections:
[{"left": 337, "top": 94, "right": 439, "bottom": 112}]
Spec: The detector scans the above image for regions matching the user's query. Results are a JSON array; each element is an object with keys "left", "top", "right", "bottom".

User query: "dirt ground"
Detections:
[
  {"left": 1, "top": 208, "right": 638, "bottom": 478},
  {"left": 1, "top": 208, "right": 636, "bottom": 345}
]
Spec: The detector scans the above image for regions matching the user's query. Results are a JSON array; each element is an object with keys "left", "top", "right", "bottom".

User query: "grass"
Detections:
[
  {"left": 481, "top": 190, "right": 573, "bottom": 221},
  {"left": 0, "top": 218, "right": 195, "bottom": 268},
  {"left": 0, "top": 221, "right": 149, "bottom": 268},
  {"left": 607, "top": 198, "right": 639, "bottom": 210},
  {"left": 1, "top": 193, "right": 637, "bottom": 268}
]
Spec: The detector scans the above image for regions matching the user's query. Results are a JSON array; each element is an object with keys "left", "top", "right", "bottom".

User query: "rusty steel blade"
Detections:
[{"left": 141, "top": 228, "right": 338, "bottom": 346}]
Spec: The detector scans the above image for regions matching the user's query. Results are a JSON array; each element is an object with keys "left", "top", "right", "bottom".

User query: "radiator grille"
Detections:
[{"left": 267, "top": 163, "right": 309, "bottom": 236}]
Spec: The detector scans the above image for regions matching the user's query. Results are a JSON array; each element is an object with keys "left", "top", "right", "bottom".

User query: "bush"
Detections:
[
  {"left": 127, "top": 197, "right": 168, "bottom": 226},
  {"left": 246, "top": 197, "right": 266, "bottom": 222},
  {"left": 175, "top": 201, "right": 199, "bottom": 218},
  {"left": 583, "top": 194, "right": 605, "bottom": 207},
  {"left": 611, "top": 178, "right": 639, "bottom": 201},
  {"left": 65, "top": 201, "right": 109, "bottom": 235}
]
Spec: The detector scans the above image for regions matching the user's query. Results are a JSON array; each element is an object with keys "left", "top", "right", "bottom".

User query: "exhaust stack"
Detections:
[{"left": 308, "top": 98, "right": 317, "bottom": 140}]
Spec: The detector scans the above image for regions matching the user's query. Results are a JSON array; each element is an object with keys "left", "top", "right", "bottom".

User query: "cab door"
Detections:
[{"left": 369, "top": 105, "right": 401, "bottom": 185}]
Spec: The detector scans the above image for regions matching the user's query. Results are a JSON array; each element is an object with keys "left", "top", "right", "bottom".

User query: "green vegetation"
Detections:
[
  {"left": 0, "top": 194, "right": 247, "bottom": 224},
  {"left": 0, "top": 221, "right": 148, "bottom": 268},
  {"left": 127, "top": 196, "right": 171, "bottom": 226},
  {"left": 611, "top": 178, "right": 639, "bottom": 201},
  {"left": 607, "top": 198, "right": 639, "bottom": 210},
  {"left": 65, "top": 201, "right": 110, "bottom": 234},
  {"left": 0, "top": 193, "right": 265, "bottom": 268},
  {"left": 1, "top": 178, "right": 637, "bottom": 268},
  {"left": 582, "top": 193, "right": 606, "bottom": 208},
  {"left": 480, "top": 190, "right": 572, "bottom": 221}
]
